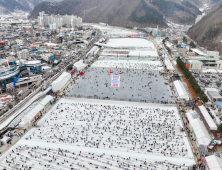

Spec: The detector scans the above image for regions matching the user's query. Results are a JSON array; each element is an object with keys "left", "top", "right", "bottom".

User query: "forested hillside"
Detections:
[
  {"left": 29, "top": 0, "right": 205, "bottom": 27},
  {"left": 188, "top": 4, "right": 222, "bottom": 54}
]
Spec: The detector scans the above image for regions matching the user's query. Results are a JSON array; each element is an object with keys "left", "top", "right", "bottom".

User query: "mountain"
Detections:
[
  {"left": 187, "top": 4, "right": 222, "bottom": 54},
  {"left": 29, "top": 0, "right": 204, "bottom": 27},
  {"left": 148, "top": 0, "right": 201, "bottom": 25},
  {"left": 0, "top": 0, "right": 60, "bottom": 13},
  {"left": 185, "top": 0, "right": 222, "bottom": 12}
]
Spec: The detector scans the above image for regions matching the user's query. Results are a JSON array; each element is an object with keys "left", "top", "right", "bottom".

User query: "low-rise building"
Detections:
[
  {"left": 207, "top": 91, "right": 222, "bottom": 101},
  {"left": 185, "top": 55, "right": 221, "bottom": 70},
  {"left": 17, "top": 49, "right": 29, "bottom": 60}
]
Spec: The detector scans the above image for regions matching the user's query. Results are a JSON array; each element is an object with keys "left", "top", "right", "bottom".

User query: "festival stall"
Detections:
[
  {"left": 204, "top": 155, "right": 222, "bottom": 170},
  {"left": 19, "top": 95, "right": 54, "bottom": 128},
  {"left": 74, "top": 60, "right": 87, "bottom": 71},
  {"left": 173, "top": 80, "right": 189, "bottom": 101},
  {"left": 189, "top": 119, "right": 211, "bottom": 155},
  {"left": 198, "top": 105, "right": 217, "bottom": 131},
  {"left": 52, "top": 72, "right": 71, "bottom": 92}
]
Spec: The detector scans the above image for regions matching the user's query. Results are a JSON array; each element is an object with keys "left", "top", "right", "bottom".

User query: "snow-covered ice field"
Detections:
[
  {"left": 93, "top": 25, "right": 139, "bottom": 36},
  {"left": 67, "top": 60, "right": 174, "bottom": 103},
  {"left": 106, "top": 38, "right": 155, "bottom": 49},
  {"left": 0, "top": 98, "right": 195, "bottom": 169},
  {"left": 91, "top": 60, "right": 163, "bottom": 70}
]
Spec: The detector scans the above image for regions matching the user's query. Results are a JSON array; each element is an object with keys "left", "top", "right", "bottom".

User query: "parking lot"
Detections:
[{"left": 192, "top": 71, "right": 222, "bottom": 91}]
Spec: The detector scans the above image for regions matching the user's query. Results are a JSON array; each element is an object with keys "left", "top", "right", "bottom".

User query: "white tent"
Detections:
[
  {"left": 198, "top": 105, "right": 217, "bottom": 131},
  {"left": 74, "top": 60, "right": 87, "bottom": 71},
  {"left": 190, "top": 119, "right": 211, "bottom": 146},
  {"left": 19, "top": 95, "right": 54, "bottom": 128},
  {"left": 173, "top": 80, "right": 189, "bottom": 101},
  {"left": 186, "top": 110, "right": 198, "bottom": 122},
  {"left": 23, "top": 103, "right": 44, "bottom": 122},
  {"left": 52, "top": 72, "right": 71, "bottom": 92},
  {"left": 40, "top": 95, "right": 53, "bottom": 106},
  {"left": 164, "top": 57, "right": 174, "bottom": 71},
  {"left": 86, "top": 46, "right": 99, "bottom": 57},
  {"left": 209, "top": 108, "right": 221, "bottom": 125},
  {"left": 205, "top": 155, "right": 222, "bottom": 170},
  {"left": 19, "top": 118, "right": 30, "bottom": 128}
]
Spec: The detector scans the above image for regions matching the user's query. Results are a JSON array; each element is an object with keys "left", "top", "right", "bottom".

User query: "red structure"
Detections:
[{"left": 0, "top": 41, "right": 5, "bottom": 46}]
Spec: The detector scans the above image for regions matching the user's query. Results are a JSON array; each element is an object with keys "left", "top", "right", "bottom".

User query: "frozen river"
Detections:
[
  {"left": 0, "top": 98, "right": 195, "bottom": 169},
  {"left": 67, "top": 60, "right": 174, "bottom": 103}
]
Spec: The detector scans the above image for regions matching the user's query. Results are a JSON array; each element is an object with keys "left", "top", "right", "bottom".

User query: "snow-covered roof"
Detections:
[
  {"left": 44, "top": 43, "right": 58, "bottom": 46},
  {"left": 191, "top": 48, "right": 206, "bottom": 56},
  {"left": 52, "top": 72, "right": 71, "bottom": 92},
  {"left": 186, "top": 110, "right": 198, "bottom": 122},
  {"left": 165, "top": 58, "right": 174, "bottom": 71},
  {"left": 207, "top": 91, "right": 222, "bottom": 99},
  {"left": 40, "top": 95, "right": 53, "bottom": 106},
  {"left": 23, "top": 95, "right": 53, "bottom": 122},
  {"left": 24, "top": 103, "right": 44, "bottom": 121},
  {"left": 42, "top": 66, "right": 51, "bottom": 70},
  {"left": 24, "top": 60, "right": 41, "bottom": 65},
  {"left": 198, "top": 105, "right": 217, "bottom": 131},
  {"left": 74, "top": 60, "right": 87, "bottom": 71},
  {"left": 173, "top": 80, "right": 189, "bottom": 100},
  {"left": 190, "top": 119, "right": 211, "bottom": 146},
  {"left": 205, "top": 155, "right": 222, "bottom": 170}
]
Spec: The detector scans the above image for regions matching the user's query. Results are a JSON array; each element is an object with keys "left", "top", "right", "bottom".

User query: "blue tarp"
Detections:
[
  {"left": 13, "top": 76, "right": 21, "bottom": 86},
  {"left": 217, "top": 101, "right": 222, "bottom": 108},
  {"left": 8, "top": 36, "right": 15, "bottom": 39},
  {"left": 47, "top": 90, "right": 54, "bottom": 94}
]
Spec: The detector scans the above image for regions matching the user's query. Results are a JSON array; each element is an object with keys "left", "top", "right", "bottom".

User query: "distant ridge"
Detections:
[
  {"left": 29, "top": 0, "right": 205, "bottom": 27},
  {"left": 0, "top": 0, "right": 60, "bottom": 13},
  {"left": 188, "top": 4, "right": 222, "bottom": 54}
]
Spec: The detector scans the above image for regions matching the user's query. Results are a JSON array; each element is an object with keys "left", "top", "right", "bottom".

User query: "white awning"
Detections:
[
  {"left": 186, "top": 110, "right": 198, "bottom": 122},
  {"left": 24, "top": 103, "right": 44, "bottom": 121},
  {"left": 190, "top": 119, "right": 211, "bottom": 146},
  {"left": 165, "top": 58, "right": 174, "bottom": 71},
  {"left": 21, "top": 95, "right": 53, "bottom": 123},
  {"left": 205, "top": 155, "right": 222, "bottom": 170},
  {"left": 19, "top": 118, "right": 30, "bottom": 128},
  {"left": 173, "top": 80, "right": 189, "bottom": 100},
  {"left": 52, "top": 72, "right": 71, "bottom": 92},
  {"left": 74, "top": 60, "right": 87, "bottom": 71},
  {"left": 198, "top": 105, "right": 217, "bottom": 131},
  {"left": 40, "top": 95, "right": 53, "bottom": 106}
]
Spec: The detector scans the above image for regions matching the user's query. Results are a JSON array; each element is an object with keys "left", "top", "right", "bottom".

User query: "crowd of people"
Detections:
[
  {"left": 0, "top": 145, "right": 191, "bottom": 170},
  {"left": 67, "top": 61, "right": 173, "bottom": 103},
  {"left": 0, "top": 101, "right": 193, "bottom": 169},
  {"left": 27, "top": 102, "right": 192, "bottom": 159},
  {"left": 92, "top": 61, "right": 162, "bottom": 70}
]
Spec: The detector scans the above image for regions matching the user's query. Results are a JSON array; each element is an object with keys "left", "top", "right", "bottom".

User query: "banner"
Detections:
[
  {"left": 111, "top": 75, "right": 120, "bottom": 87},
  {"left": 6, "top": 82, "right": 13, "bottom": 88}
]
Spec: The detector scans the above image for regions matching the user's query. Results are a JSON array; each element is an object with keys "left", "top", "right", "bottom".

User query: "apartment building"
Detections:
[{"left": 38, "top": 11, "right": 82, "bottom": 27}]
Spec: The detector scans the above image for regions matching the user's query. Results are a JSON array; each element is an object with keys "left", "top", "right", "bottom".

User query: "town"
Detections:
[{"left": 0, "top": 10, "right": 221, "bottom": 170}]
